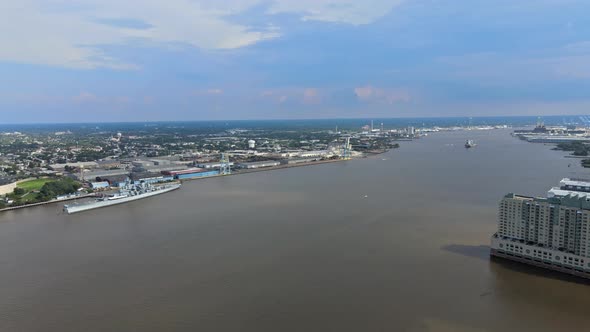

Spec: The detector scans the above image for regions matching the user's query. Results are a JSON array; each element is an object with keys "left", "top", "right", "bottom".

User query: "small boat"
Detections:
[{"left": 465, "top": 140, "right": 477, "bottom": 148}]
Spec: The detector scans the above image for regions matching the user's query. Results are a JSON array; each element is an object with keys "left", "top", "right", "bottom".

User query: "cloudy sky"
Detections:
[{"left": 1, "top": 0, "right": 590, "bottom": 123}]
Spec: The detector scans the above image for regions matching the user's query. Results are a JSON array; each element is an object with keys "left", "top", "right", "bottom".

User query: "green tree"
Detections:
[
  {"left": 13, "top": 187, "right": 25, "bottom": 196},
  {"left": 36, "top": 178, "right": 81, "bottom": 201}
]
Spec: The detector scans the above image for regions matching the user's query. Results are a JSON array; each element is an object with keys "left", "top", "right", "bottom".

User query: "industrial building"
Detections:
[
  {"left": 195, "top": 161, "right": 234, "bottom": 169},
  {"left": 280, "top": 157, "right": 320, "bottom": 165},
  {"left": 162, "top": 168, "right": 220, "bottom": 180},
  {"left": 131, "top": 159, "right": 187, "bottom": 173},
  {"left": 132, "top": 160, "right": 153, "bottom": 168},
  {"left": 96, "top": 160, "right": 122, "bottom": 169},
  {"left": 77, "top": 169, "right": 130, "bottom": 181},
  {"left": 136, "top": 175, "right": 174, "bottom": 184},
  {"left": 237, "top": 161, "right": 280, "bottom": 169},
  {"left": 49, "top": 161, "right": 99, "bottom": 171},
  {"left": 491, "top": 178, "right": 590, "bottom": 279},
  {"left": 90, "top": 181, "right": 110, "bottom": 189}
]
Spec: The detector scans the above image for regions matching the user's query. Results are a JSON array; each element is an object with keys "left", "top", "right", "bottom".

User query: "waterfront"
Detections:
[{"left": 1, "top": 129, "right": 590, "bottom": 331}]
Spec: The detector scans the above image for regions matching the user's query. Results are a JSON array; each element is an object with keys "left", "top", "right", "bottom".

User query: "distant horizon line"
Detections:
[{"left": 1, "top": 114, "right": 588, "bottom": 126}]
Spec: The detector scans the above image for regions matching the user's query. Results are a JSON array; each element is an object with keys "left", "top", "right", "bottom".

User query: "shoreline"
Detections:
[
  {"left": 0, "top": 193, "right": 97, "bottom": 213},
  {"left": 0, "top": 149, "right": 391, "bottom": 213}
]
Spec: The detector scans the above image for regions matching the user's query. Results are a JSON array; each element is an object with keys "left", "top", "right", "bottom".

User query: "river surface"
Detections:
[{"left": 1, "top": 129, "right": 590, "bottom": 332}]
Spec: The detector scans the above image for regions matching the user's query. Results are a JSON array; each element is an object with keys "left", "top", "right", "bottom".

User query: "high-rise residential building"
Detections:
[{"left": 491, "top": 178, "right": 590, "bottom": 279}]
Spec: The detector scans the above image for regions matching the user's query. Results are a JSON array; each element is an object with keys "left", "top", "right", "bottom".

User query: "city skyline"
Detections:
[{"left": 2, "top": 0, "right": 590, "bottom": 123}]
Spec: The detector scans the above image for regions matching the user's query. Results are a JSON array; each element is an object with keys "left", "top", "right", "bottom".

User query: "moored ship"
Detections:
[{"left": 64, "top": 181, "right": 180, "bottom": 214}]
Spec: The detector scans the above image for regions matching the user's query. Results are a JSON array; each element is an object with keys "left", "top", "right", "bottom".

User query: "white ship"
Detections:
[
  {"left": 64, "top": 181, "right": 180, "bottom": 214},
  {"left": 465, "top": 139, "right": 477, "bottom": 148}
]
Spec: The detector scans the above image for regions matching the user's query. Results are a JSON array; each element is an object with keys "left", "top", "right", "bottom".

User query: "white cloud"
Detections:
[
  {"left": 0, "top": 0, "right": 401, "bottom": 69},
  {"left": 302, "top": 88, "right": 321, "bottom": 104},
  {"left": 205, "top": 89, "right": 223, "bottom": 95},
  {"left": 72, "top": 91, "right": 98, "bottom": 103},
  {"left": 259, "top": 87, "right": 323, "bottom": 104},
  {"left": 267, "top": 0, "right": 404, "bottom": 25},
  {"left": 438, "top": 44, "right": 590, "bottom": 82},
  {"left": 354, "top": 85, "right": 411, "bottom": 104},
  {"left": 193, "top": 88, "right": 224, "bottom": 96},
  {"left": 0, "top": 0, "right": 277, "bottom": 69}
]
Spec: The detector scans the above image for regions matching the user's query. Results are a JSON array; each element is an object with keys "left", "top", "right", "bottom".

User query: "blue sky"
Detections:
[{"left": 1, "top": 0, "right": 590, "bottom": 123}]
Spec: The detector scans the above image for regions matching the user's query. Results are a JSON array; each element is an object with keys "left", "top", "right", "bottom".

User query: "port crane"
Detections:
[
  {"left": 341, "top": 137, "right": 352, "bottom": 160},
  {"left": 220, "top": 153, "right": 231, "bottom": 175}
]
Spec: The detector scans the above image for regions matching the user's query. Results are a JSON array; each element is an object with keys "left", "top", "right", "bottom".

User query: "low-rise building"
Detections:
[
  {"left": 90, "top": 181, "right": 110, "bottom": 189},
  {"left": 78, "top": 169, "right": 130, "bottom": 181},
  {"left": 280, "top": 157, "right": 320, "bottom": 165},
  {"left": 195, "top": 162, "right": 234, "bottom": 169},
  {"left": 49, "top": 161, "right": 99, "bottom": 171},
  {"left": 97, "top": 160, "right": 122, "bottom": 169},
  {"left": 237, "top": 161, "right": 280, "bottom": 169}
]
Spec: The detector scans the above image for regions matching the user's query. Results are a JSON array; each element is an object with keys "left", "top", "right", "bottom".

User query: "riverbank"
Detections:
[
  {"left": 0, "top": 152, "right": 387, "bottom": 213},
  {"left": 0, "top": 193, "right": 97, "bottom": 213},
  {"left": 229, "top": 158, "right": 350, "bottom": 176}
]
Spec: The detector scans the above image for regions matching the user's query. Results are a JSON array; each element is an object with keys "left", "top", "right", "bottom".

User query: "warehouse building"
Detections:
[
  {"left": 237, "top": 161, "right": 280, "bottom": 169},
  {"left": 49, "top": 161, "right": 99, "bottom": 171},
  {"left": 195, "top": 161, "right": 234, "bottom": 169},
  {"left": 280, "top": 157, "right": 320, "bottom": 165},
  {"left": 162, "top": 168, "right": 220, "bottom": 180}
]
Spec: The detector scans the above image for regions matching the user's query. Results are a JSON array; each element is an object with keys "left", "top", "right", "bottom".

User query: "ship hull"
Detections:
[{"left": 65, "top": 184, "right": 180, "bottom": 214}]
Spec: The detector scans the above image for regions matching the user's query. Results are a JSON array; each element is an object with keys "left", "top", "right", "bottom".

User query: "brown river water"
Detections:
[{"left": 1, "top": 129, "right": 589, "bottom": 331}]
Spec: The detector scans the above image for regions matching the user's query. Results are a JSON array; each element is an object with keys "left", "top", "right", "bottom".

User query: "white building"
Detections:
[
  {"left": 491, "top": 178, "right": 590, "bottom": 278},
  {"left": 195, "top": 161, "right": 234, "bottom": 169},
  {"left": 248, "top": 140, "right": 256, "bottom": 149},
  {"left": 237, "top": 161, "right": 280, "bottom": 169}
]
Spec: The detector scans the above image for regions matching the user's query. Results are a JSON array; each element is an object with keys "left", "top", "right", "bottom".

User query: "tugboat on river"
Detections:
[{"left": 465, "top": 139, "right": 477, "bottom": 148}]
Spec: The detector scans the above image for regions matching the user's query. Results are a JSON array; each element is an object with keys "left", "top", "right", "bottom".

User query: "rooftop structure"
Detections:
[
  {"left": 195, "top": 161, "right": 234, "bottom": 169},
  {"left": 237, "top": 161, "right": 280, "bottom": 169},
  {"left": 162, "top": 168, "right": 207, "bottom": 176},
  {"left": 76, "top": 169, "right": 130, "bottom": 181},
  {"left": 559, "top": 178, "right": 590, "bottom": 193},
  {"left": 49, "top": 161, "right": 99, "bottom": 170}
]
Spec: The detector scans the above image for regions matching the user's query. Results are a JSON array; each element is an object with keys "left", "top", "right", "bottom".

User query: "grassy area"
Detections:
[
  {"left": 5, "top": 177, "right": 81, "bottom": 206},
  {"left": 17, "top": 178, "right": 52, "bottom": 192}
]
